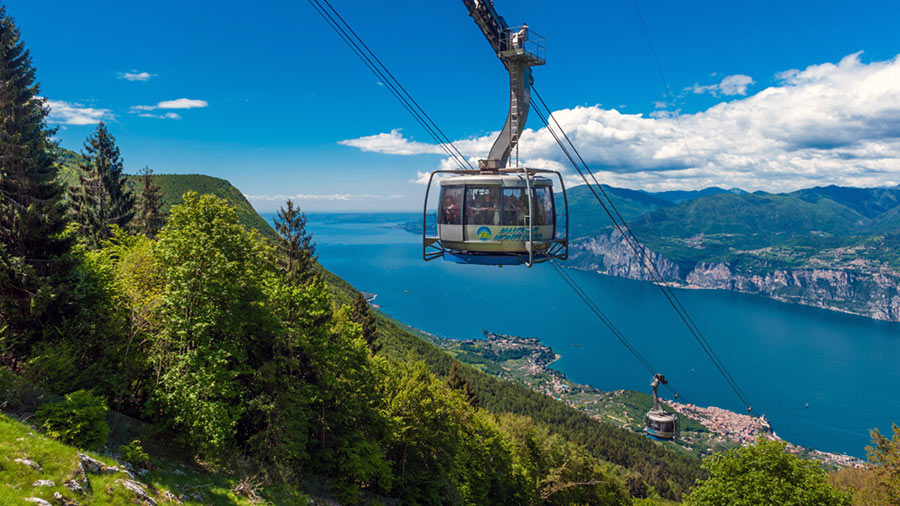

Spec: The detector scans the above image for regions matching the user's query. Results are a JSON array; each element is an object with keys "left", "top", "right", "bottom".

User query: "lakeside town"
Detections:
[{"left": 426, "top": 328, "right": 864, "bottom": 468}]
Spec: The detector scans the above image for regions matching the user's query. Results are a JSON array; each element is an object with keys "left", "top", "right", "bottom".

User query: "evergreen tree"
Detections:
[
  {"left": 274, "top": 199, "right": 316, "bottom": 282},
  {"left": 70, "top": 122, "right": 134, "bottom": 247},
  {"left": 0, "top": 6, "right": 73, "bottom": 358},
  {"left": 447, "top": 361, "right": 480, "bottom": 408},
  {"left": 350, "top": 291, "right": 379, "bottom": 352},
  {"left": 134, "top": 166, "right": 164, "bottom": 237}
]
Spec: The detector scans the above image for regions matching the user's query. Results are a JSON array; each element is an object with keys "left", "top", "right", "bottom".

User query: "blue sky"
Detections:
[{"left": 8, "top": 0, "right": 900, "bottom": 211}]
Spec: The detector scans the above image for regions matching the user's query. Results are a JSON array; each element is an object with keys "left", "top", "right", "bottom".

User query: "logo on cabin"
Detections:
[{"left": 476, "top": 226, "right": 492, "bottom": 241}]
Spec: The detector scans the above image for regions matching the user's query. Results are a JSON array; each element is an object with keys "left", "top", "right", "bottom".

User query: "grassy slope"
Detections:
[
  {"left": 0, "top": 414, "right": 279, "bottom": 506},
  {"left": 54, "top": 147, "right": 278, "bottom": 242},
  {"left": 128, "top": 173, "right": 278, "bottom": 242}
]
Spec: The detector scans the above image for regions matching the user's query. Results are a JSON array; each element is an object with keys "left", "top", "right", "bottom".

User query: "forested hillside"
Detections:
[{"left": 2, "top": 4, "right": 895, "bottom": 505}]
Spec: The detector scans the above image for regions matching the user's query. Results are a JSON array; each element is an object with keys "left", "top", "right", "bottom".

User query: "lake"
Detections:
[{"left": 267, "top": 212, "right": 900, "bottom": 458}]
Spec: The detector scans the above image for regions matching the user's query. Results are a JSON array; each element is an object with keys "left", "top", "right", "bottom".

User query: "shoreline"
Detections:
[{"left": 422, "top": 328, "right": 865, "bottom": 469}]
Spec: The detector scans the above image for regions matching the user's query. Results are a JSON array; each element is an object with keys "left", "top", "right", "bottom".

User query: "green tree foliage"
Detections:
[
  {"left": 350, "top": 291, "right": 379, "bottom": 352},
  {"left": 491, "top": 411, "right": 630, "bottom": 505},
  {"left": 274, "top": 199, "right": 316, "bottom": 282},
  {"left": 685, "top": 438, "right": 851, "bottom": 506},
  {"left": 34, "top": 390, "right": 110, "bottom": 449},
  {"left": 149, "top": 191, "right": 274, "bottom": 455},
  {"left": 70, "top": 122, "right": 134, "bottom": 247},
  {"left": 374, "top": 313, "right": 703, "bottom": 499},
  {"left": 22, "top": 228, "right": 143, "bottom": 412},
  {"left": 0, "top": 6, "right": 72, "bottom": 359},
  {"left": 867, "top": 424, "right": 900, "bottom": 502},
  {"left": 834, "top": 424, "right": 900, "bottom": 506},
  {"left": 133, "top": 166, "right": 165, "bottom": 237},
  {"left": 378, "top": 359, "right": 467, "bottom": 503}
]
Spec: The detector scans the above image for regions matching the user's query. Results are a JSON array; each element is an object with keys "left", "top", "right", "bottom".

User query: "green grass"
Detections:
[{"left": 0, "top": 414, "right": 307, "bottom": 505}]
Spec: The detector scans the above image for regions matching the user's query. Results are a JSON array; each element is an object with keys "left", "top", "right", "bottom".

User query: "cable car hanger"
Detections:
[{"left": 421, "top": 1, "right": 568, "bottom": 267}]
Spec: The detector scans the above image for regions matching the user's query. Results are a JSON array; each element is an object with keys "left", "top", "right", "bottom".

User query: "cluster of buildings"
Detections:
[
  {"left": 670, "top": 400, "right": 865, "bottom": 467},
  {"left": 669, "top": 401, "right": 772, "bottom": 445}
]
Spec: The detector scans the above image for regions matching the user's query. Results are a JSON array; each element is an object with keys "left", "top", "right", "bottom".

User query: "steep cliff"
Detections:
[{"left": 570, "top": 229, "right": 900, "bottom": 322}]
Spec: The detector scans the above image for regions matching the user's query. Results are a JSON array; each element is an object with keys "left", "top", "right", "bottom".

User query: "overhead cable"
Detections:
[{"left": 306, "top": 0, "right": 475, "bottom": 171}]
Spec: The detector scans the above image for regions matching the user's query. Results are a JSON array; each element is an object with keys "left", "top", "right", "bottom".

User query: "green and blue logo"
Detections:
[{"left": 476, "top": 226, "right": 492, "bottom": 241}]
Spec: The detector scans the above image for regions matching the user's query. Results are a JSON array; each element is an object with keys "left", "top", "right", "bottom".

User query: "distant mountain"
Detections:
[
  {"left": 567, "top": 185, "right": 900, "bottom": 321},
  {"left": 649, "top": 186, "right": 746, "bottom": 204},
  {"left": 564, "top": 184, "right": 673, "bottom": 237},
  {"left": 790, "top": 185, "right": 900, "bottom": 220}
]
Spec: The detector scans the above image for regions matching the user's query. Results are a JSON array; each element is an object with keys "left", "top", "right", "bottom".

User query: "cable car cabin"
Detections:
[
  {"left": 645, "top": 373, "right": 678, "bottom": 441},
  {"left": 645, "top": 410, "right": 678, "bottom": 441},
  {"left": 422, "top": 168, "right": 568, "bottom": 267}
]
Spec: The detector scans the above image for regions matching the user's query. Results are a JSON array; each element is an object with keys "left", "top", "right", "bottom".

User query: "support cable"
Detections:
[
  {"left": 550, "top": 260, "right": 682, "bottom": 400},
  {"left": 630, "top": 0, "right": 697, "bottom": 169},
  {"left": 532, "top": 88, "right": 753, "bottom": 412},
  {"left": 306, "top": 0, "right": 475, "bottom": 171}
]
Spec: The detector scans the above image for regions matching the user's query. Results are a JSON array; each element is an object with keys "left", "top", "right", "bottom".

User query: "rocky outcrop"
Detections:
[{"left": 570, "top": 231, "right": 900, "bottom": 322}]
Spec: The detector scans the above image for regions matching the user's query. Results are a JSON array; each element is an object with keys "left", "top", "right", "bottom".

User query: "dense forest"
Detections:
[{"left": 1, "top": 4, "right": 898, "bottom": 505}]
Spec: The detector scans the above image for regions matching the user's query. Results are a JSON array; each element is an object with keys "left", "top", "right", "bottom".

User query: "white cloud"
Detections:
[
  {"left": 44, "top": 99, "right": 113, "bottom": 125},
  {"left": 138, "top": 112, "right": 181, "bottom": 120},
  {"left": 130, "top": 98, "right": 208, "bottom": 113},
  {"left": 409, "top": 171, "right": 435, "bottom": 184},
  {"left": 344, "top": 52, "right": 900, "bottom": 193},
  {"left": 691, "top": 73, "right": 755, "bottom": 96},
  {"left": 157, "top": 98, "right": 208, "bottom": 109},
  {"left": 245, "top": 193, "right": 404, "bottom": 202},
  {"left": 339, "top": 129, "right": 445, "bottom": 155},
  {"left": 118, "top": 71, "right": 153, "bottom": 82}
]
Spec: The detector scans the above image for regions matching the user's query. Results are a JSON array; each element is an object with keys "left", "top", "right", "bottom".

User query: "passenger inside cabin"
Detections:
[
  {"left": 466, "top": 187, "right": 500, "bottom": 225},
  {"left": 441, "top": 190, "right": 460, "bottom": 224}
]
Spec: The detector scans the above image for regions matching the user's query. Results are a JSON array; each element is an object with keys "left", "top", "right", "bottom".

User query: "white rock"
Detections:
[
  {"left": 115, "top": 479, "right": 157, "bottom": 506},
  {"left": 23, "top": 498, "right": 51, "bottom": 506},
  {"left": 15, "top": 458, "right": 42, "bottom": 471},
  {"left": 52, "top": 491, "right": 79, "bottom": 506},
  {"left": 63, "top": 480, "right": 84, "bottom": 494},
  {"left": 33, "top": 480, "right": 55, "bottom": 487}
]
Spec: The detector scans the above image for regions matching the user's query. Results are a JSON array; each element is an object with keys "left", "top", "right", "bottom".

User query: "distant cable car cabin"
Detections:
[
  {"left": 645, "top": 373, "right": 678, "bottom": 441},
  {"left": 422, "top": 12, "right": 567, "bottom": 267}
]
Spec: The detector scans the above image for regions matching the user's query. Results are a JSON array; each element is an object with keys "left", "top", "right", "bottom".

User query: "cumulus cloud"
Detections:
[
  {"left": 118, "top": 71, "right": 153, "bottom": 82},
  {"left": 131, "top": 98, "right": 208, "bottom": 113},
  {"left": 339, "top": 129, "right": 445, "bottom": 155},
  {"left": 346, "top": 52, "right": 900, "bottom": 193},
  {"left": 44, "top": 99, "right": 113, "bottom": 125},
  {"left": 691, "top": 73, "right": 755, "bottom": 96}
]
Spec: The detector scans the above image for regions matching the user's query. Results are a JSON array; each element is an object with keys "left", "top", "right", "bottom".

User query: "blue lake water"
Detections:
[{"left": 267, "top": 212, "right": 900, "bottom": 458}]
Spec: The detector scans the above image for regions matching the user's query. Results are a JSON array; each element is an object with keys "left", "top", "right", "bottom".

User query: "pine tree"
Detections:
[
  {"left": 134, "top": 166, "right": 164, "bottom": 237},
  {"left": 447, "top": 362, "right": 480, "bottom": 407},
  {"left": 0, "top": 6, "right": 73, "bottom": 357},
  {"left": 350, "top": 291, "right": 379, "bottom": 352},
  {"left": 274, "top": 199, "right": 316, "bottom": 282},
  {"left": 70, "top": 122, "right": 134, "bottom": 247}
]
